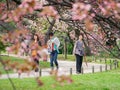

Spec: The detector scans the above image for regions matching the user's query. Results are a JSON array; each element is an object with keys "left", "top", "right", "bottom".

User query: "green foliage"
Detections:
[
  {"left": 59, "top": 43, "right": 73, "bottom": 54},
  {"left": 110, "top": 47, "right": 120, "bottom": 58},
  {"left": 99, "top": 46, "right": 120, "bottom": 58},
  {"left": 0, "top": 0, "right": 5, "bottom": 2},
  {"left": 0, "top": 40, "right": 6, "bottom": 52},
  {"left": 67, "top": 43, "right": 73, "bottom": 54},
  {"left": 0, "top": 22, "right": 16, "bottom": 32},
  {"left": 98, "top": 51, "right": 109, "bottom": 58}
]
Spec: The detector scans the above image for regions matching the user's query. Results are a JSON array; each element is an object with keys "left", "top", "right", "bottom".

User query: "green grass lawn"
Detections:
[
  {"left": 58, "top": 54, "right": 119, "bottom": 65},
  {"left": 58, "top": 54, "right": 75, "bottom": 61},
  {"left": 0, "top": 55, "right": 50, "bottom": 74},
  {"left": 0, "top": 69, "right": 120, "bottom": 90}
]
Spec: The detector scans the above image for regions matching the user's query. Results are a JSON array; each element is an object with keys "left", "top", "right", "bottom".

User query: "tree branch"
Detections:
[
  {"left": 44, "top": 19, "right": 56, "bottom": 44},
  {"left": 0, "top": 56, "right": 16, "bottom": 90}
]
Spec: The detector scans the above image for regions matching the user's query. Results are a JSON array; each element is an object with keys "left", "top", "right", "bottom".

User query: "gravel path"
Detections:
[{"left": 0, "top": 54, "right": 110, "bottom": 79}]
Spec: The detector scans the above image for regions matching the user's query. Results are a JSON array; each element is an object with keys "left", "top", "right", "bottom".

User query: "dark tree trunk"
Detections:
[{"left": 44, "top": 19, "right": 56, "bottom": 45}]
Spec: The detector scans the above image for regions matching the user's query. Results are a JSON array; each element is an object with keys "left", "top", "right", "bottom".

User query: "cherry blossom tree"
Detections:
[
  {"left": 1, "top": 0, "right": 120, "bottom": 89},
  {"left": 0, "top": 0, "right": 120, "bottom": 57}
]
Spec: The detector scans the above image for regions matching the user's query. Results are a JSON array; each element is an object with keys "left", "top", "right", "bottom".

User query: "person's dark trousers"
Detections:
[
  {"left": 34, "top": 58, "right": 39, "bottom": 72},
  {"left": 75, "top": 54, "right": 83, "bottom": 73},
  {"left": 50, "top": 50, "right": 59, "bottom": 70}
]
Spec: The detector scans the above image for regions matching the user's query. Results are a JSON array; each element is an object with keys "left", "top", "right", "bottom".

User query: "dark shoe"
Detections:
[
  {"left": 56, "top": 66, "right": 59, "bottom": 70},
  {"left": 76, "top": 71, "right": 81, "bottom": 74},
  {"left": 51, "top": 67, "right": 54, "bottom": 70},
  {"left": 35, "top": 68, "right": 39, "bottom": 72}
]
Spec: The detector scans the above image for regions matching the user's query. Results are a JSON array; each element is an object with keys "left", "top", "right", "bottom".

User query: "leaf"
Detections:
[{"left": 36, "top": 77, "right": 44, "bottom": 86}]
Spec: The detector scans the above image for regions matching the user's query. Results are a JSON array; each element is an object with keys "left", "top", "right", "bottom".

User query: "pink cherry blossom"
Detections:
[
  {"left": 85, "top": 4, "right": 91, "bottom": 11},
  {"left": 21, "top": 42, "right": 27, "bottom": 49},
  {"left": 117, "top": 3, "right": 120, "bottom": 8},
  {"left": 6, "top": 47, "right": 12, "bottom": 52}
]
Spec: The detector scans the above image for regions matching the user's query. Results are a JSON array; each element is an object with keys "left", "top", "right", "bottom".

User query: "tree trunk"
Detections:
[
  {"left": 44, "top": 19, "right": 56, "bottom": 45},
  {"left": 64, "top": 41, "right": 67, "bottom": 59}
]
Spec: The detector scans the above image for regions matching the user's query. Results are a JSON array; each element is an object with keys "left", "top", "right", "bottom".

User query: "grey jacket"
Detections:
[{"left": 73, "top": 40, "right": 84, "bottom": 56}]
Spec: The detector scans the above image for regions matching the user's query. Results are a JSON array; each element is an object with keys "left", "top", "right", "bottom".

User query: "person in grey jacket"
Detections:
[{"left": 73, "top": 34, "right": 84, "bottom": 74}]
